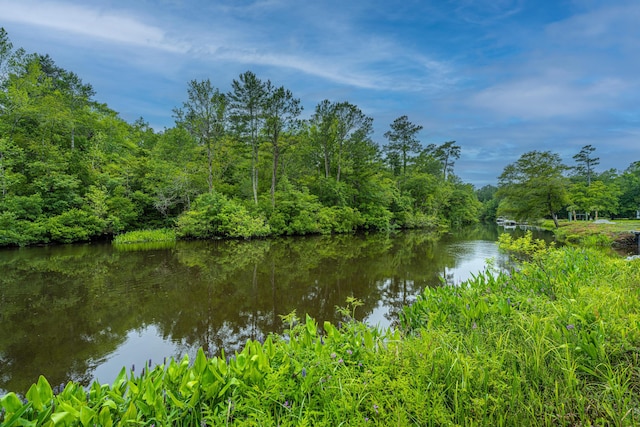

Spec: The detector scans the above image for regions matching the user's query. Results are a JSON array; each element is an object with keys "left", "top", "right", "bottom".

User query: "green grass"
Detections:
[
  {"left": 112, "top": 228, "right": 176, "bottom": 245},
  {"left": 542, "top": 219, "right": 640, "bottom": 249},
  {"left": 3, "top": 234, "right": 640, "bottom": 426}
]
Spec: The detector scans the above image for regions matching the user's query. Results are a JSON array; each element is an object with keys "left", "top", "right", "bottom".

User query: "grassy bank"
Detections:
[
  {"left": 2, "top": 234, "right": 639, "bottom": 425},
  {"left": 541, "top": 219, "right": 640, "bottom": 250}
]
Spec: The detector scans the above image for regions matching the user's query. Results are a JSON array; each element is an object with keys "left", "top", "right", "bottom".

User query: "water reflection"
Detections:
[{"left": 0, "top": 226, "right": 526, "bottom": 394}]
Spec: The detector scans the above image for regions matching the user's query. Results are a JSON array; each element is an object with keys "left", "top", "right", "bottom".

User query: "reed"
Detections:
[{"left": 112, "top": 228, "right": 176, "bottom": 245}]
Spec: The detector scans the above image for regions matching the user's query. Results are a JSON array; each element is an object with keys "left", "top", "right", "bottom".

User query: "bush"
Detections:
[
  {"left": 0, "top": 212, "right": 48, "bottom": 246},
  {"left": 47, "top": 209, "right": 106, "bottom": 243},
  {"left": 266, "top": 183, "right": 324, "bottom": 235},
  {"left": 176, "top": 192, "right": 270, "bottom": 239},
  {"left": 317, "top": 205, "right": 363, "bottom": 234}
]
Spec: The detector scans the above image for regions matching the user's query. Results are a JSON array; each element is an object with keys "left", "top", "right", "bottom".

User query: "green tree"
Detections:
[
  {"left": 572, "top": 144, "right": 600, "bottom": 186},
  {"left": 174, "top": 79, "right": 227, "bottom": 193},
  {"left": 476, "top": 184, "right": 499, "bottom": 222},
  {"left": 497, "top": 151, "right": 569, "bottom": 227},
  {"left": 616, "top": 161, "right": 640, "bottom": 218},
  {"left": 383, "top": 115, "right": 423, "bottom": 176},
  {"left": 586, "top": 180, "right": 620, "bottom": 220},
  {"left": 37, "top": 54, "right": 96, "bottom": 151},
  {"left": 228, "top": 71, "right": 267, "bottom": 204},
  {"left": 307, "top": 100, "right": 373, "bottom": 184},
  {"left": 261, "top": 83, "right": 302, "bottom": 207},
  {"left": 307, "top": 99, "right": 338, "bottom": 179},
  {"left": 332, "top": 102, "right": 373, "bottom": 183},
  {"left": 426, "top": 141, "right": 460, "bottom": 181}
]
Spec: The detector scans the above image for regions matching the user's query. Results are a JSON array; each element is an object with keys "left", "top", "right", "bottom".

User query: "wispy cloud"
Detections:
[
  {"left": 470, "top": 76, "right": 628, "bottom": 119},
  {"left": 0, "top": 0, "right": 188, "bottom": 52}
]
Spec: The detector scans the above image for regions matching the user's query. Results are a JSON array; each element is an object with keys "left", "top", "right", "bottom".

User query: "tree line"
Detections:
[
  {"left": 479, "top": 145, "right": 640, "bottom": 227},
  {"left": 0, "top": 29, "right": 479, "bottom": 246}
]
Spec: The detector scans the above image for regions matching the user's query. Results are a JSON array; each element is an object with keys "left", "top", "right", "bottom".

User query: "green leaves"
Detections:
[{"left": 498, "top": 150, "right": 569, "bottom": 227}]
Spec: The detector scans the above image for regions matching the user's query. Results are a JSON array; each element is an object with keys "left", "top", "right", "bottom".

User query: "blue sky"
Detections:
[{"left": 1, "top": 0, "right": 638, "bottom": 186}]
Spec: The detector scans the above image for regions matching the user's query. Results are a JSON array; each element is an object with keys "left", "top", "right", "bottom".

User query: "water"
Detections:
[{"left": 0, "top": 225, "right": 540, "bottom": 395}]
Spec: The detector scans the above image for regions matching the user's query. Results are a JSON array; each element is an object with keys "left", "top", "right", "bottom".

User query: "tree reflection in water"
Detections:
[{"left": 0, "top": 226, "right": 532, "bottom": 395}]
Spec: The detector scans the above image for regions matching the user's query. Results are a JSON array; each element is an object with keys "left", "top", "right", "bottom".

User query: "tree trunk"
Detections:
[
  {"left": 271, "top": 145, "right": 279, "bottom": 208},
  {"left": 336, "top": 142, "right": 342, "bottom": 183},
  {"left": 207, "top": 143, "right": 213, "bottom": 193},
  {"left": 252, "top": 145, "right": 259, "bottom": 204},
  {"left": 324, "top": 151, "right": 330, "bottom": 178}
]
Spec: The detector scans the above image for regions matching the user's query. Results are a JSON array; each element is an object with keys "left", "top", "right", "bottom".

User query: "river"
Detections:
[{"left": 0, "top": 225, "right": 542, "bottom": 395}]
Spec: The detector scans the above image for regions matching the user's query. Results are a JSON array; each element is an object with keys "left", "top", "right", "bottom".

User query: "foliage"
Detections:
[
  {"left": 498, "top": 150, "right": 569, "bottom": 227},
  {"left": 497, "top": 230, "right": 554, "bottom": 261},
  {"left": 383, "top": 115, "right": 423, "bottom": 175},
  {"left": 176, "top": 191, "right": 271, "bottom": 239},
  {"left": 47, "top": 209, "right": 106, "bottom": 243},
  {"left": 112, "top": 228, "right": 176, "bottom": 245},
  {"left": 616, "top": 161, "right": 640, "bottom": 218},
  {"left": 572, "top": 144, "right": 600, "bottom": 186},
  {"left": 400, "top": 242, "right": 640, "bottom": 426},
  {"left": 3, "top": 29, "right": 639, "bottom": 245}
]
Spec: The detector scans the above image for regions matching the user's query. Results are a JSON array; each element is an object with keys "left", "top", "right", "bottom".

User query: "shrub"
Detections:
[
  {"left": 176, "top": 191, "right": 270, "bottom": 239},
  {"left": 47, "top": 209, "right": 106, "bottom": 243},
  {"left": 0, "top": 212, "right": 48, "bottom": 246}
]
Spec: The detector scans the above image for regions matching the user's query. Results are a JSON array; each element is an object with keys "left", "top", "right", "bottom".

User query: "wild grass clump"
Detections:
[
  {"left": 400, "top": 232, "right": 640, "bottom": 425},
  {"left": 2, "top": 235, "right": 639, "bottom": 425},
  {"left": 113, "top": 228, "right": 176, "bottom": 245}
]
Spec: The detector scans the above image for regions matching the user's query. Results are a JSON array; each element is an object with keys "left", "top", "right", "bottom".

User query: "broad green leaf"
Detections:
[
  {"left": 165, "top": 389, "right": 185, "bottom": 409},
  {"left": 120, "top": 402, "right": 137, "bottom": 422},
  {"left": 51, "top": 411, "right": 74, "bottom": 425},
  {"left": 194, "top": 347, "right": 207, "bottom": 374},
  {"left": 2, "top": 392, "right": 25, "bottom": 412},
  {"left": 79, "top": 405, "right": 96, "bottom": 427},
  {"left": 98, "top": 406, "right": 113, "bottom": 427}
]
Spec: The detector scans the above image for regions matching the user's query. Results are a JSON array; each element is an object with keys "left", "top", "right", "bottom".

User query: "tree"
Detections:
[
  {"left": 586, "top": 181, "right": 620, "bottom": 220},
  {"left": 497, "top": 151, "right": 569, "bottom": 227},
  {"left": 228, "top": 71, "right": 267, "bottom": 204},
  {"left": 383, "top": 115, "right": 422, "bottom": 176},
  {"left": 426, "top": 141, "right": 460, "bottom": 181},
  {"left": 308, "top": 99, "right": 337, "bottom": 179},
  {"left": 572, "top": 144, "right": 600, "bottom": 186},
  {"left": 616, "top": 161, "right": 640, "bottom": 218},
  {"left": 262, "top": 83, "right": 302, "bottom": 207},
  {"left": 37, "top": 54, "right": 96, "bottom": 151},
  {"left": 332, "top": 102, "right": 373, "bottom": 183},
  {"left": 173, "top": 79, "right": 227, "bottom": 193}
]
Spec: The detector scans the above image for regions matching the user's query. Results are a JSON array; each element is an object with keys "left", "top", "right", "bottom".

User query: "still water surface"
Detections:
[{"left": 0, "top": 225, "right": 538, "bottom": 395}]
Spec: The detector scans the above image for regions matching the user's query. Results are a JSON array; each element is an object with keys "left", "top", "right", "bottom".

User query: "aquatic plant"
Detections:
[{"left": 113, "top": 229, "right": 176, "bottom": 245}]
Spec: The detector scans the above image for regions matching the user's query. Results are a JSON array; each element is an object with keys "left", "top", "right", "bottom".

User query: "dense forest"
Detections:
[
  {"left": 0, "top": 29, "right": 480, "bottom": 246},
  {"left": 1, "top": 28, "right": 639, "bottom": 246}
]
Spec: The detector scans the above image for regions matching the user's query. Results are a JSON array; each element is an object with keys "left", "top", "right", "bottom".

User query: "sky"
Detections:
[{"left": 1, "top": 0, "right": 639, "bottom": 187}]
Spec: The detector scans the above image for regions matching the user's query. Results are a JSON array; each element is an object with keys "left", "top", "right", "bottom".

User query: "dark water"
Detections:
[{"left": 0, "top": 225, "right": 540, "bottom": 395}]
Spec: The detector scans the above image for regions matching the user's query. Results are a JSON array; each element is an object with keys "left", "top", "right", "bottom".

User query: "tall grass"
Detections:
[{"left": 112, "top": 228, "right": 176, "bottom": 245}]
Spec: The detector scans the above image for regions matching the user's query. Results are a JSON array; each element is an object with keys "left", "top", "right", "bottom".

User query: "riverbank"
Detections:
[
  {"left": 541, "top": 219, "right": 640, "bottom": 253},
  {"left": 2, "top": 233, "right": 639, "bottom": 425}
]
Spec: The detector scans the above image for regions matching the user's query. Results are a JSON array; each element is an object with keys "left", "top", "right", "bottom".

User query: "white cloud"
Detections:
[
  {"left": 0, "top": 0, "right": 188, "bottom": 52},
  {"left": 470, "top": 76, "right": 627, "bottom": 119}
]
